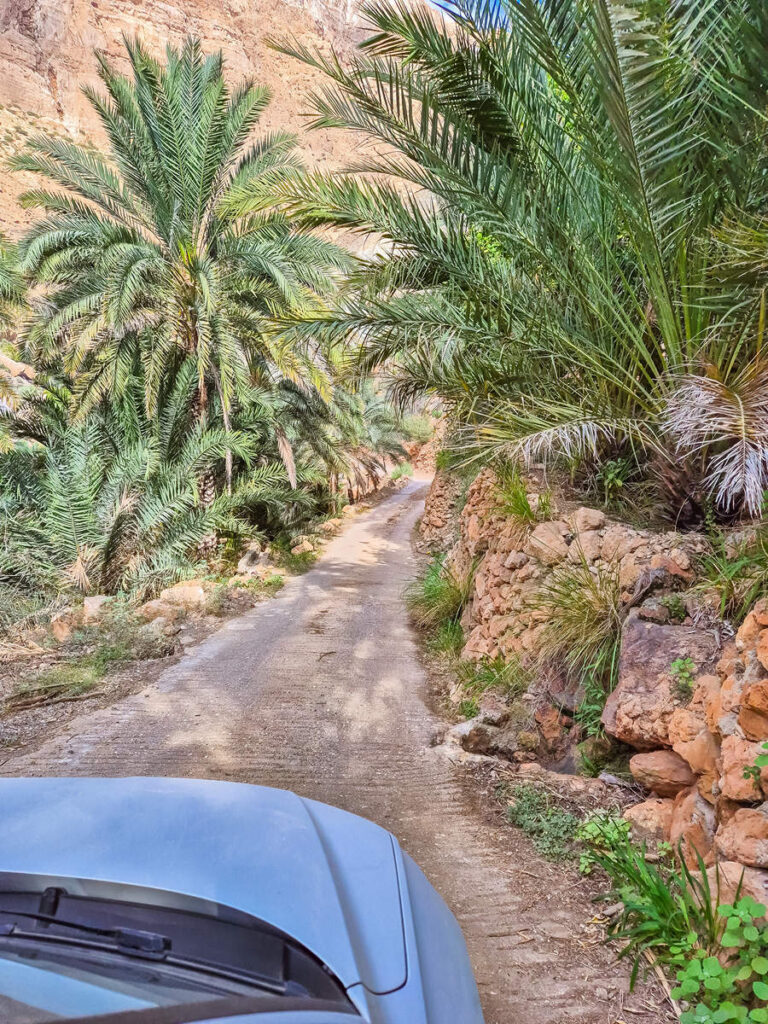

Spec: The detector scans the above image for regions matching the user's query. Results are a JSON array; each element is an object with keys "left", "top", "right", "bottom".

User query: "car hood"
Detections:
[{"left": 0, "top": 777, "right": 407, "bottom": 996}]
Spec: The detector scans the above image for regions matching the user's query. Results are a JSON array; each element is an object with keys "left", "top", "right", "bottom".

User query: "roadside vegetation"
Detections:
[{"left": 0, "top": 38, "right": 424, "bottom": 644}]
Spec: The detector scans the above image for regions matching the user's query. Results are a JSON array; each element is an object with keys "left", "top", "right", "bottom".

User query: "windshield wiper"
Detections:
[{"left": 0, "top": 908, "right": 170, "bottom": 954}]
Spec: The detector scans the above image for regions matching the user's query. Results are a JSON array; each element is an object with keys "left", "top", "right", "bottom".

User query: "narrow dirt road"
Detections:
[{"left": 1, "top": 481, "right": 666, "bottom": 1024}]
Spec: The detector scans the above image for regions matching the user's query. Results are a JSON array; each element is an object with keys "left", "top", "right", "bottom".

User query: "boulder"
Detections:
[
  {"left": 158, "top": 581, "right": 208, "bottom": 609},
  {"left": 567, "top": 530, "right": 602, "bottom": 564},
  {"left": 629, "top": 750, "right": 696, "bottom": 797},
  {"left": 623, "top": 798, "right": 674, "bottom": 842},
  {"left": 602, "top": 525, "right": 644, "bottom": 562},
  {"left": 649, "top": 553, "right": 694, "bottom": 583},
  {"left": 720, "top": 735, "right": 768, "bottom": 801},
  {"left": 450, "top": 717, "right": 519, "bottom": 761},
  {"left": 740, "top": 679, "right": 768, "bottom": 741},
  {"left": 601, "top": 613, "right": 721, "bottom": 749},
  {"left": 50, "top": 607, "right": 80, "bottom": 643},
  {"left": 669, "top": 786, "right": 716, "bottom": 867},
  {"left": 82, "top": 595, "right": 112, "bottom": 624},
  {"left": 236, "top": 542, "right": 269, "bottom": 575},
  {"left": 571, "top": 507, "right": 606, "bottom": 533},
  {"left": 290, "top": 539, "right": 314, "bottom": 556},
  {"left": 668, "top": 683, "right": 720, "bottom": 779},
  {"left": 715, "top": 805, "right": 768, "bottom": 868},
  {"left": 619, "top": 554, "right": 643, "bottom": 591},
  {"left": 534, "top": 704, "right": 569, "bottom": 753},
  {"left": 524, "top": 522, "right": 569, "bottom": 565},
  {"left": 136, "top": 599, "right": 183, "bottom": 623}
]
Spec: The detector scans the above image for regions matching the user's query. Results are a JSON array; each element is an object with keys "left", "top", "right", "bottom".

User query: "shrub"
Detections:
[
  {"left": 457, "top": 654, "right": 531, "bottom": 701},
  {"left": 426, "top": 619, "right": 465, "bottom": 656},
  {"left": 584, "top": 828, "right": 723, "bottom": 982},
  {"left": 391, "top": 461, "right": 414, "bottom": 481},
  {"left": 405, "top": 554, "right": 473, "bottom": 631},
  {"left": 695, "top": 528, "right": 768, "bottom": 624},
  {"left": 492, "top": 462, "right": 552, "bottom": 525},
  {"left": 400, "top": 413, "right": 434, "bottom": 444},
  {"left": 536, "top": 560, "right": 623, "bottom": 727}
]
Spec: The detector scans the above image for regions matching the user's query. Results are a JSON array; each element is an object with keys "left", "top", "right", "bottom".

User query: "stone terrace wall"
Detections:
[
  {"left": 425, "top": 468, "right": 707, "bottom": 664},
  {"left": 422, "top": 467, "right": 768, "bottom": 886}
]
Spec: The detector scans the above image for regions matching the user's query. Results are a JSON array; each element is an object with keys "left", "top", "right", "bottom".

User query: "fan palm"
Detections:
[
  {"left": 275, "top": 0, "right": 768, "bottom": 520},
  {"left": 11, "top": 37, "right": 352, "bottom": 452}
]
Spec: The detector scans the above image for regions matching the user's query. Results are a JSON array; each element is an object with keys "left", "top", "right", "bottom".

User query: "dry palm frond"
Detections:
[{"left": 664, "top": 364, "right": 768, "bottom": 517}]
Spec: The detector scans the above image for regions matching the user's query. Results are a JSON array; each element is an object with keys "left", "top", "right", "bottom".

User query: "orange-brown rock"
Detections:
[
  {"left": 570, "top": 507, "right": 605, "bottom": 532},
  {"left": 534, "top": 705, "right": 569, "bottom": 753},
  {"left": 707, "top": 861, "right": 768, "bottom": 919},
  {"left": 720, "top": 735, "right": 768, "bottom": 801},
  {"left": 630, "top": 750, "right": 696, "bottom": 798},
  {"left": 0, "top": 0, "right": 362, "bottom": 232},
  {"left": 670, "top": 786, "right": 716, "bottom": 867},
  {"left": 715, "top": 806, "right": 768, "bottom": 869},
  {"left": 739, "top": 679, "right": 768, "bottom": 741},
  {"left": 668, "top": 683, "right": 720, "bottom": 778},
  {"left": 524, "top": 521, "right": 569, "bottom": 565},
  {"left": 601, "top": 614, "right": 721, "bottom": 749},
  {"left": 623, "top": 798, "right": 674, "bottom": 842}
]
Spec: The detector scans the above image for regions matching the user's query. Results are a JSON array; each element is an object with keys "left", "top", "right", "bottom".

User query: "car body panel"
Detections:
[
  {"left": 0, "top": 777, "right": 405, "bottom": 995},
  {"left": 0, "top": 777, "right": 484, "bottom": 1023}
]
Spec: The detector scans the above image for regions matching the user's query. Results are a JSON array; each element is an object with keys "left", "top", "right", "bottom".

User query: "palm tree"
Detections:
[
  {"left": 276, "top": 0, "right": 768, "bottom": 521},
  {"left": 0, "top": 369, "right": 300, "bottom": 600},
  {"left": 12, "top": 37, "right": 352, "bottom": 494}
]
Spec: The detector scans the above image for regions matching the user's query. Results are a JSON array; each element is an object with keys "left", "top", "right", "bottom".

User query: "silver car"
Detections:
[{"left": 0, "top": 777, "right": 484, "bottom": 1024}]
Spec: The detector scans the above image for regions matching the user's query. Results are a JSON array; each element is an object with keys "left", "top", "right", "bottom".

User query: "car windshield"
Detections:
[{"left": 0, "top": 887, "right": 353, "bottom": 1023}]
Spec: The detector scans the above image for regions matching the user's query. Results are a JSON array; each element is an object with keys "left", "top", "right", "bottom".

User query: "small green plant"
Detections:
[
  {"left": 596, "top": 457, "right": 633, "bottom": 504},
  {"left": 661, "top": 593, "right": 688, "bottom": 623},
  {"left": 458, "top": 696, "right": 479, "bottom": 719},
  {"left": 391, "top": 461, "right": 414, "bottom": 481},
  {"left": 575, "top": 670, "right": 613, "bottom": 738},
  {"left": 506, "top": 784, "right": 580, "bottom": 861},
  {"left": 671, "top": 657, "right": 697, "bottom": 701},
  {"left": 743, "top": 741, "right": 768, "bottom": 789},
  {"left": 576, "top": 813, "right": 632, "bottom": 875},
  {"left": 457, "top": 654, "right": 531, "bottom": 701},
  {"left": 672, "top": 898, "right": 768, "bottom": 1024}
]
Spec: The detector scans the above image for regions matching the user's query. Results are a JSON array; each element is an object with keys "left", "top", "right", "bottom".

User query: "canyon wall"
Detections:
[{"left": 0, "top": 0, "right": 363, "bottom": 231}]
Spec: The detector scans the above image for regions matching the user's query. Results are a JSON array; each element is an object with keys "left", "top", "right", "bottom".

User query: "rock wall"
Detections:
[
  {"left": 622, "top": 604, "right": 768, "bottom": 888},
  {"left": 426, "top": 468, "right": 707, "bottom": 664},
  {"left": 0, "top": 0, "right": 362, "bottom": 232},
  {"left": 424, "top": 467, "right": 768, "bottom": 882}
]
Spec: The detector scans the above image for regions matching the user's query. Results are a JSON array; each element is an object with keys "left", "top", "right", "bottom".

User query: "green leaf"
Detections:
[
  {"left": 752, "top": 957, "right": 768, "bottom": 975},
  {"left": 753, "top": 980, "right": 768, "bottom": 1000}
]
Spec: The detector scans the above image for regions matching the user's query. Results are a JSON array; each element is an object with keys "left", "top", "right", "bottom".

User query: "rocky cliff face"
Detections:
[{"left": 0, "top": 0, "right": 362, "bottom": 232}]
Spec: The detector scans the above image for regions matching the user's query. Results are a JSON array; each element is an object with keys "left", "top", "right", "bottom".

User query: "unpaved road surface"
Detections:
[{"left": 1, "top": 480, "right": 668, "bottom": 1024}]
